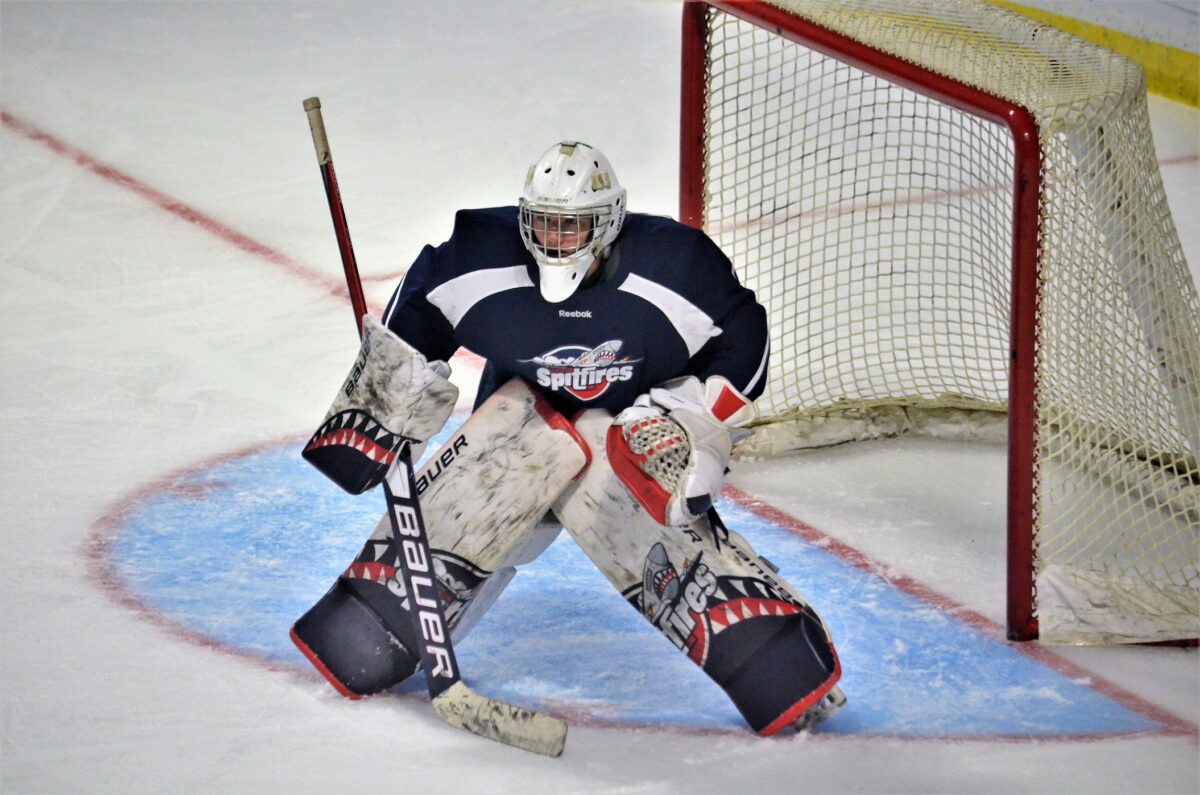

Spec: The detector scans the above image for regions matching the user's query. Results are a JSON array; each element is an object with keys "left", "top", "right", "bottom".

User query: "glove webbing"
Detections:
[{"left": 620, "top": 416, "right": 690, "bottom": 492}]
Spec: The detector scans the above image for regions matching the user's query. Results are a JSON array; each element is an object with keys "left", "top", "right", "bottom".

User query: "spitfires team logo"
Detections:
[{"left": 522, "top": 340, "right": 640, "bottom": 401}]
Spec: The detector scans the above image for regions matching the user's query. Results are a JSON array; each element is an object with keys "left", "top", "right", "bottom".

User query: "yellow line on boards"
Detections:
[{"left": 989, "top": 0, "right": 1199, "bottom": 106}]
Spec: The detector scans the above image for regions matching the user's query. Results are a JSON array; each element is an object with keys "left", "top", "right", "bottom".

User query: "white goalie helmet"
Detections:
[{"left": 519, "top": 141, "right": 626, "bottom": 303}]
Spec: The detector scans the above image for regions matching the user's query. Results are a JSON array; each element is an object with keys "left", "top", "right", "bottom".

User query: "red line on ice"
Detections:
[
  {"left": 0, "top": 110, "right": 369, "bottom": 314},
  {"left": 723, "top": 485, "right": 1199, "bottom": 740},
  {"left": 0, "top": 109, "right": 486, "bottom": 368}
]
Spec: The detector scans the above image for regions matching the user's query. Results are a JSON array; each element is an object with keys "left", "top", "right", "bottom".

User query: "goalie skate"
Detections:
[{"left": 792, "top": 685, "right": 847, "bottom": 733}]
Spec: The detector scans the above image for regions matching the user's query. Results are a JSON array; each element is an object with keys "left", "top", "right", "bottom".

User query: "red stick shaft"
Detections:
[{"left": 304, "top": 97, "right": 369, "bottom": 339}]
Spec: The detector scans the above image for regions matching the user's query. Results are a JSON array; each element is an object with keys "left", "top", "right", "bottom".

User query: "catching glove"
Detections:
[{"left": 608, "top": 375, "right": 755, "bottom": 525}]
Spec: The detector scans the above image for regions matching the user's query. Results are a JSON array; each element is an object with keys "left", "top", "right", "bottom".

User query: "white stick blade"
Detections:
[{"left": 432, "top": 681, "right": 567, "bottom": 758}]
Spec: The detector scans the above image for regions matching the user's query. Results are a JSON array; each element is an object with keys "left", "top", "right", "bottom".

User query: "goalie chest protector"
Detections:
[{"left": 382, "top": 206, "right": 768, "bottom": 417}]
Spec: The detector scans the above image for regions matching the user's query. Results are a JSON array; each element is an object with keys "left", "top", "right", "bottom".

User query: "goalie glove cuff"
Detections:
[{"left": 303, "top": 315, "right": 459, "bottom": 494}]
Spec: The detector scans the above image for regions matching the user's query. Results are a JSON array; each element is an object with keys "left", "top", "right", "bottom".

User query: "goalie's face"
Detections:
[
  {"left": 519, "top": 202, "right": 613, "bottom": 302},
  {"left": 526, "top": 209, "right": 596, "bottom": 259}
]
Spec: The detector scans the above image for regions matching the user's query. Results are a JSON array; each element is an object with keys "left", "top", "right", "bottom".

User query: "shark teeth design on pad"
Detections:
[
  {"left": 706, "top": 597, "right": 802, "bottom": 635},
  {"left": 343, "top": 561, "right": 398, "bottom": 584},
  {"left": 304, "top": 409, "right": 402, "bottom": 464}
]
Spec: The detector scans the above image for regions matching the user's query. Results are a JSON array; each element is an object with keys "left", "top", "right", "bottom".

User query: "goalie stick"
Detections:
[{"left": 302, "top": 96, "right": 568, "bottom": 757}]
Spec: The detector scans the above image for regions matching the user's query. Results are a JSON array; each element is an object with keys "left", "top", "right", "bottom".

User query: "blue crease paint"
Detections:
[{"left": 108, "top": 422, "right": 1161, "bottom": 737}]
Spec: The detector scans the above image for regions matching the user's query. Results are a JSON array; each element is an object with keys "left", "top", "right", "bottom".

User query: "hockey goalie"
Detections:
[{"left": 293, "top": 141, "right": 845, "bottom": 736}]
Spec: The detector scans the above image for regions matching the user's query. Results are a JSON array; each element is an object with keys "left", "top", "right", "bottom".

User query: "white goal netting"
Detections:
[{"left": 695, "top": 0, "right": 1199, "bottom": 643}]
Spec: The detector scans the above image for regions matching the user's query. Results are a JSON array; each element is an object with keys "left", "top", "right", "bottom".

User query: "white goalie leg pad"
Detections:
[
  {"left": 555, "top": 410, "right": 778, "bottom": 603},
  {"left": 346, "top": 378, "right": 589, "bottom": 640},
  {"left": 554, "top": 410, "right": 842, "bottom": 735},
  {"left": 294, "top": 378, "right": 589, "bottom": 698},
  {"left": 448, "top": 514, "right": 565, "bottom": 641},
  {"left": 415, "top": 378, "right": 586, "bottom": 569}
]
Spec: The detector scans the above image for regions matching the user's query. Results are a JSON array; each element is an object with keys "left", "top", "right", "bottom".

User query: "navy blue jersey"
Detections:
[{"left": 382, "top": 206, "right": 769, "bottom": 415}]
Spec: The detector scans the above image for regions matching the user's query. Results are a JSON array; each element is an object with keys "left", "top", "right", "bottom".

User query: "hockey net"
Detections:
[{"left": 682, "top": 0, "right": 1200, "bottom": 643}]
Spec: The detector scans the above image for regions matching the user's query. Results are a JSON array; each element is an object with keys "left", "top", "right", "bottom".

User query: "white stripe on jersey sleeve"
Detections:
[
  {"left": 381, "top": 271, "right": 409, "bottom": 327},
  {"left": 617, "top": 273, "right": 721, "bottom": 356},
  {"left": 743, "top": 340, "right": 769, "bottom": 396},
  {"left": 425, "top": 265, "right": 535, "bottom": 328}
]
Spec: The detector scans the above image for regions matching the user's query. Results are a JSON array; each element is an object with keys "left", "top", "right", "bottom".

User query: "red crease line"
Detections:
[{"left": 723, "top": 484, "right": 1199, "bottom": 739}]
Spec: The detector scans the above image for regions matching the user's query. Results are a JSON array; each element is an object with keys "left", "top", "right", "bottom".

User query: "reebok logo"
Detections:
[{"left": 558, "top": 309, "right": 592, "bottom": 319}]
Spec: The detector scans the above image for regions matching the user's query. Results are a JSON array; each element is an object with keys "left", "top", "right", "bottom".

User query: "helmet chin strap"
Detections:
[
  {"left": 577, "top": 256, "right": 604, "bottom": 290},
  {"left": 580, "top": 241, "right": 621, "bottom": 290}
]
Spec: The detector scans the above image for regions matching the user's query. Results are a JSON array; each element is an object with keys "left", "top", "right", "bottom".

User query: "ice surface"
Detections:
[{"left": 1, "top": 2, "right": 1197, "bottom": 793}]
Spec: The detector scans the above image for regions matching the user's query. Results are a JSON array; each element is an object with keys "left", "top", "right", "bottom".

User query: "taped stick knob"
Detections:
[{"left": 303, "top": 96, "right": 331, "bottom": 165}]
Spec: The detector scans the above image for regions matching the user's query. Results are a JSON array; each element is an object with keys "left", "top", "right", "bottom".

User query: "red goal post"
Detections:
[{"left": 680, "top": 0, "right": 1200, "bottom": 643}]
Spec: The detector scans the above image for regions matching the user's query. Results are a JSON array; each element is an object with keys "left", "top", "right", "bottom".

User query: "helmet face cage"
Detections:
[
  {"left": 519, "top": 141, "right": 627, "bottom": 302},
  {"left": 518, "top": 201, "right": 614, "bottom": 264}
]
